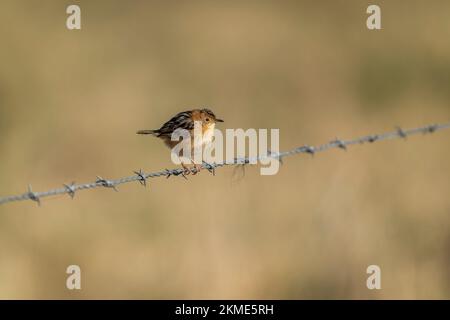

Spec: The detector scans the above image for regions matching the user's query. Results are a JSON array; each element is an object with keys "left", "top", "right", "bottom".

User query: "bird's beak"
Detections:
[{"left": 216, "top": 119, "right": 224, "bottom": 122}]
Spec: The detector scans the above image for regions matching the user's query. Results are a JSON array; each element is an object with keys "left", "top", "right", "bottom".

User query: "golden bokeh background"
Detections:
[{"left": 0, "top": 0, "right": 449, "bottom": 299}]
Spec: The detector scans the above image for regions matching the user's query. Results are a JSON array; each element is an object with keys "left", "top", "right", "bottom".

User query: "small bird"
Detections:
[{"left": 137, "top": 108, "right": 224, "bottom": 174}]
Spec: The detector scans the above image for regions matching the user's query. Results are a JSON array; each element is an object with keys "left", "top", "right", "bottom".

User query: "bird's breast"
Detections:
[{"left": 201, "top": 123, "right": 216, "bottom": 145}]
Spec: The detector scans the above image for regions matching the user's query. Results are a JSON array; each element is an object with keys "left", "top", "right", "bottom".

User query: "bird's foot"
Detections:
[
  {"left": 191, "top": 163, "right": 202, "bottom": 175},
  {"left": 181, "top": 163, "right": 192, "bottom": 176}
]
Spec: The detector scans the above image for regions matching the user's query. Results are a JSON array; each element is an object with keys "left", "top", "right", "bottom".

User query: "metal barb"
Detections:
[
  {"left": 427, "top": 124, "right": 438, "bottom": 133},
  {"left": 63, "top": 182, "right": 76, "bottom": 199},
  {"left": 96, "top": 176, "right": 118, "bottom": 192},
  {"left": 396, "top": 126, "right": 407, "bottom": 140},
  {"left": 27, "top": 184, "right": 40, "bottom": 206},
  {"left": 332, "top": 138, "right": 347, "bottom": 151},
  {"left": 202, "top": 161, "right": 216, "bottom": 176},
  {"left": 367, "top": 135, "right": 379, "bottom": 143},
  {"left": 1, "top": 122, "right": 449, "bottom": 206},
  {"left": 303, "top": 145, "right": 315, "bottom": 156},
  {"left": 133, "top": 170, "right": 147, "bottom": 187},
  {"left": 171, "top": 169, "right": 189, "bottom": 180}
]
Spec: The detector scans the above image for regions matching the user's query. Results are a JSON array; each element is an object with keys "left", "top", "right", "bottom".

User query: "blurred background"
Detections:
[{"left": 0, "top": 0, "right": 449, "bottom": 299}]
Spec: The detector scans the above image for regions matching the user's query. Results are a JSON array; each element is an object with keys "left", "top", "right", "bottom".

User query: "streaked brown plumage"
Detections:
[{"left": 137, "top": 108, "right": 224, "bottom": 173}]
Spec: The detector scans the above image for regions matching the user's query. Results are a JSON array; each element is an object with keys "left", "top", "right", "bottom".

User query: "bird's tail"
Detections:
[{"left": 136, "top": 129, "right": 159, "bottom": 135}]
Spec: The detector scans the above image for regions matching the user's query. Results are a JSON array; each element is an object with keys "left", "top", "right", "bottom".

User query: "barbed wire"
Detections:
[{"left": 0, "top": 122, "right": 449, "bottom": 206}]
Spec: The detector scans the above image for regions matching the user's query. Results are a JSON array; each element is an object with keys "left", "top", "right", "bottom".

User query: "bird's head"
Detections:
[{"left": 199, "top": 108, "right": 224, "bottom": 127}]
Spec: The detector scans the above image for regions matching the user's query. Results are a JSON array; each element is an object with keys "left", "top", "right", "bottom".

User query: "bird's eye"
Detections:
[{"left": 205, "top": 118, "right": 210, "bottom": 122}]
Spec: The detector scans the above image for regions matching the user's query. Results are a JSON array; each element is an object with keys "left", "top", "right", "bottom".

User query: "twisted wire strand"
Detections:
[{"left": 0, "top": 122, "right": 449, "bottom": 206}]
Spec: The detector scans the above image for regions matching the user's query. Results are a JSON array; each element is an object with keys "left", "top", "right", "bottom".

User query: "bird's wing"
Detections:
[{"left": 157, "top": 110, "right": 194, "bottom": 138}]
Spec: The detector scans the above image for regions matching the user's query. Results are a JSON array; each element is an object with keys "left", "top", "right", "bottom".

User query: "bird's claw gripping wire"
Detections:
[
  {"left": 165, "top": 168, "right": 189, "bottom": 180},
  {"left": 181, "top": 163, "right": 193, "bottom": 177},
  {"left": 178, "top": 170, "right": 189, "bottom": 180}
]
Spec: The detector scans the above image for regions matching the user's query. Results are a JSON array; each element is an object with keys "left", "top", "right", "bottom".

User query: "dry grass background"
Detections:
[{"left": 0, "top": 0, "right": 449, "bottom": 299}]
